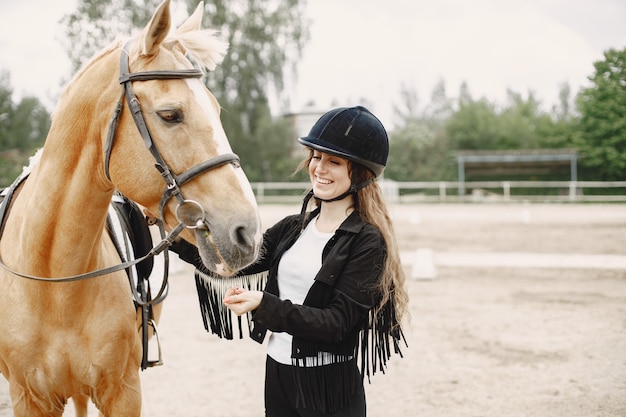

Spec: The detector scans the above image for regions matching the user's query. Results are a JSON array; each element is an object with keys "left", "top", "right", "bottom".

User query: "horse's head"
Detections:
[{"left": 106, "top": 0, "right": 261, "bottom": 276}]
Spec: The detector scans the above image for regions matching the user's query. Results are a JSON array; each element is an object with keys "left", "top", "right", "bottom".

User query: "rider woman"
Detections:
[{"left": 173, "top": 106, "right": 408, "bottom": 416}]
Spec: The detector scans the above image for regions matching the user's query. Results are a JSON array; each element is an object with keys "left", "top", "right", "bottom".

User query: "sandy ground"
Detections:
[{"left": 1, "top": 203, "right": 625, "bottom": 416}]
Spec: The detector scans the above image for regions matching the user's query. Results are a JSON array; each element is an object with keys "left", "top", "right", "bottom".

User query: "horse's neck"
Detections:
[
  {"left": 26, "top": 61, "right": 117, "bottom": 243},
  {"left": 3, "top": 126, "right": 114, "bottom": 275}
]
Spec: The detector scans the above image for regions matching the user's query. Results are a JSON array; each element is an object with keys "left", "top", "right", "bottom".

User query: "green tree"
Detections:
[
  {"left": 61, "top": 0, "right": 310, "bottom": 182},
  {"left": 0, "top": 71, "right": 12, "bottom": 148},
  {"left": 183, "top": 0, "right": 309, "bottom": 181},
  {"left": 498, "top": 89, "right": 552, "bottom": 150},
  {"left": 444, "top": 96, "right": 500, "bottom": 150},
  {"left": 543, "top": 83, "right": 578, "bottom": 149},
  {"left": 422, "top": 79, "right": 453, "bottom": 128},
  {"left": 575, "top": 48, "right": 626, "bottom": 180},
  {"left": 61, "top": 0, "right": 163, "bottom": 74},
  {"left": 387, "top": 84, "right": 455, "bottom": 181},
  {"left": 10, "top": 98, "right": 50, "bottom": 151},
  {"left": 0, "top": 70, "right": 51, "bottom": 186},
  {"left": 445, "top": 87, "right": 573, "bottom": 152}
]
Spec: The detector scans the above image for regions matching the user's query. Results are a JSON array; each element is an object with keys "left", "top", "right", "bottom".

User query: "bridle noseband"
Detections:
[{"left": 105, "top": 40, "right": 240, "bottom": 229}]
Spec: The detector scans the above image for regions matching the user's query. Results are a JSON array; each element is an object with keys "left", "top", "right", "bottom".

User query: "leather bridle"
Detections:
[
  {"left": 105, "top": 40, "right": 241, "bottom": 227},
  {"left": 0, "top": 40, "right": 240, "bottom": 284}
]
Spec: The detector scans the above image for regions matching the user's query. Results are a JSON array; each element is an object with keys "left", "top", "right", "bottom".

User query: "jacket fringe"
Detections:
[
  {"left": 193, "top": 269, "right": 406, "bottom": 413},
  {"left": 291, "top": 357, "right": 360, "bottom": 413},
  {"left": 361, "top": 297, "right": 407, "bottom": 383},
  {"left": 194, "top": 270, "right": 268, "bottom": 339},
  {"left": 290, "top": 298, "right": 406, "bottom": 413}
]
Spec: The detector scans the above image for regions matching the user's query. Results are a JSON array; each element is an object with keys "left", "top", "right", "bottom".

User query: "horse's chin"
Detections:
[{"left": 195, "top": 231, "right": 238, "bottom": 277}]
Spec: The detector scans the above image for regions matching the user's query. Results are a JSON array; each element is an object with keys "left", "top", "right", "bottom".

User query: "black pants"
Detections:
[{"left": 264, "top": 356, "right": 366, "bottom": 417}]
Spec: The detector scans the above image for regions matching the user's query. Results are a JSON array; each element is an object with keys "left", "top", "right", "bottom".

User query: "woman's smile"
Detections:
[
  {"left": 309, "top": 151, "right": 351, "bottom": 199},
  {"left": 315, "top": 176, "right": 333, "bottom": 185}
]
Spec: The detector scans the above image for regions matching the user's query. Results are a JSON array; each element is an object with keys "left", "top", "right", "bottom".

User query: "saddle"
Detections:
[{"left": 107, "top": 192, "right": 154, "bottom": 286}]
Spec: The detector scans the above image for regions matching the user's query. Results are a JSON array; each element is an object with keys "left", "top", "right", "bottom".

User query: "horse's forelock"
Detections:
[{"left": 165, "top": 30, "right": 228, "bottom": 71}]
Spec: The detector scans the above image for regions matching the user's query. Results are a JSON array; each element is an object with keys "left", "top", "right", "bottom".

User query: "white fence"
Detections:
[{"left": 251, "top": 180, "right": 626, "bottom": 203}]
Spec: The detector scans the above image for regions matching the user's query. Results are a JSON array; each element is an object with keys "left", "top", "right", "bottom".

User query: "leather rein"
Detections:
[{"left": 0, "top": 41, "right": 239, "bottom": 285}]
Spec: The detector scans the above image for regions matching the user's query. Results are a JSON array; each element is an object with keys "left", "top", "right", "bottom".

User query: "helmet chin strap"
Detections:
[{"left": 300, "top": 178, "right": 373, "bottom": 215}]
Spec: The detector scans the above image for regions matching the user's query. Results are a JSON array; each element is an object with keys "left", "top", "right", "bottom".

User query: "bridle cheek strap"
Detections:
[
  {"left": 104, "top": 41, "right": 204, "bottom": 184},
  {"left": 104, "top": 40, "right": 240, "bottom": 223}
]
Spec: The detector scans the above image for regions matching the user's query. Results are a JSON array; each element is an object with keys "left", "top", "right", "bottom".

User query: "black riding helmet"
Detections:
[
  {"left": 298, "top": 106, "right": 389, "bottom": 208},
  {"left": 298, "top": 106, "right": 389, "bottom": 178}
]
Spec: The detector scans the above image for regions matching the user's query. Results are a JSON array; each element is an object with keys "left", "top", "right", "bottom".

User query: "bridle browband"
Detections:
[{"left": 0, "top": 40, "right": 240, "bottom": 284}]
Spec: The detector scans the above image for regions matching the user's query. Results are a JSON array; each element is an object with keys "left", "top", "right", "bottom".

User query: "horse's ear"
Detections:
[
  {"left": 176, "top": 1, "right": 204, "bottom": 35},
  {"left": 142, "top": 0, "right": 172, "bottom": 56}
]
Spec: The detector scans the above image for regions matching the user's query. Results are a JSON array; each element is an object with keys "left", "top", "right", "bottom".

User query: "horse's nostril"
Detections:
[
  {"left": 231, "top": 224, "right": 249, "bottom": 247},
  {"left": 229, "top": 221, "right": 258, "bottom": 254}
]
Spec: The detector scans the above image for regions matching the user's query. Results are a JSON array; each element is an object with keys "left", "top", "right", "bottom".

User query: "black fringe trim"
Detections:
[
  {"left": 193, "top": 269, "right": 407, "bottom": 413},
  {"left": 194, "top": 270, "right": 268, "bottom": 339},
  {"left": 360, "top": 298, "right": 407, "bottom": 383},
  {"left": 291, "top": 358, "right": 360, "bottom": 413},
  {"left": 291, "top": 299, "right": 407, "bottom": 413}
]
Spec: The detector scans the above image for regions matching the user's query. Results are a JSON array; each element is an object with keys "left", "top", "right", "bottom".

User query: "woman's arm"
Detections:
[{"left": 224, "top": 232, "right": 385, "bottom": 345}]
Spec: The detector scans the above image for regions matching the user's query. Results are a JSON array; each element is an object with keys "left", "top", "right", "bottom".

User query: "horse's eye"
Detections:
[{"left": 157, "top": 110, "right": 183, "bottom": 124}]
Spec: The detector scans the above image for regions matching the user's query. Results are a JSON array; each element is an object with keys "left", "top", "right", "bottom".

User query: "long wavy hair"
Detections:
[{"left": 296, "top": 151, "right": 409, "bottom": 328}]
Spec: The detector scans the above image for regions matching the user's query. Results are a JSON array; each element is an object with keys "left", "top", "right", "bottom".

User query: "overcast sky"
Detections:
[{"left": 1, "top": 0, "right": 625, "bottom": 128}]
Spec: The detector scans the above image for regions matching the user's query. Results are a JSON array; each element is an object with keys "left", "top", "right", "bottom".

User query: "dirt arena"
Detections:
[{"left": 1, "top": 203, "right": 625, "bottom": 416}]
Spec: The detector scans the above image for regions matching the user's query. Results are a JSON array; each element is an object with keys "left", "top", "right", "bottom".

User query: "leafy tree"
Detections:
[
  {"left": 61, "top": 0, "right": 163, "bottom": 74},
  {"left": 445, "top": 87, "right": 575, "bottom": 152},
  {"left": 387, "top": 118, "right": 453, "bottom": 181},
  {"left": 10, "top": 98, "right": 50, "bottom": 151},
  {"left": 543, "top": 83, "right": 578, "bottom": 149},
  {"left": 0, "top": 71, "right": 12, "bottom": 148},
  {"left": 575, "top": 47, "right": 626, "bottom": 180},
  {"left": 422, "top": 79, "right": 453, "bottom": 129},
  {"left": 61, "top": 0, "right": 309, "bottom": 181},
  {"left": 387, "top": 84, "right": 455, "bottom": 181},
  {"left": 0, "top": 70, "right": 51, "bottom": 186},
  {"left": 552, "top": 82, "right": 575, "bottom": 122},
  {"left": 444, "top": 96, "right": 500, "bottom": 150},
  {"left": 183, "top": 0, "right": 309, "bottom": 181},
  {"left": 498, "top": 89, "right": 552, "bottom": 149}
]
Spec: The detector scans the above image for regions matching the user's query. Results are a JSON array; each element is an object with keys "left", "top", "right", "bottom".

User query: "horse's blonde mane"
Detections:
[
  {"left": 164, "top": 29, "right": 228, "bottom": 71},
  {"left": 19, "top": 148, "right": 43, "bottom": 178}
]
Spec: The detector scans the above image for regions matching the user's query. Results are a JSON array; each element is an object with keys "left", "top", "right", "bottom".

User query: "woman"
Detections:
[{"left": 175, "top": 106, "right": 408, "bottom": 416}]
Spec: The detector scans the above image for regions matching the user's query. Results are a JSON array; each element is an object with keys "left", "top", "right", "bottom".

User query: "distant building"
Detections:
[{"left": 281, "top": 110, "right": 325, "bottom": 157}]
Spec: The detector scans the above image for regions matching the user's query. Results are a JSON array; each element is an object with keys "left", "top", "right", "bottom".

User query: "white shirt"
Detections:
[{"left": 267, "top": 215, "right": 333, "bottom": 365}]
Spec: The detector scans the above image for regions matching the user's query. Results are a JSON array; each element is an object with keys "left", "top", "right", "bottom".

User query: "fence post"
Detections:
[
  {"left": 439, "top": 182, "right": 447, "bottom": 201},
  {"left": 382, "top": 180, "right": 399, "bottom": 203},
  {"left": 257, "top": 183, "right": 264, "bottom": 204},
  {"left": 569, "top": 182, "right": 576, "bottom": 201},
  {"left": 503, "top": 182, "right": 510, "bottom": 200}
]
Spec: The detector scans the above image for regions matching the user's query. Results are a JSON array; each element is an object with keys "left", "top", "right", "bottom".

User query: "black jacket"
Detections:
[
  {"left": 245, "top": 209, "right": 384, "bottom": 354},
  {"left": 172, "top": 208, "right": 404, "bottom": 412}
]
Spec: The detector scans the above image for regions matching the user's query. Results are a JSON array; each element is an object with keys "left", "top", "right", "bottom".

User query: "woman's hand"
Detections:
[{"left": 223, "top": 288, "right": 263, "bottom": 316}]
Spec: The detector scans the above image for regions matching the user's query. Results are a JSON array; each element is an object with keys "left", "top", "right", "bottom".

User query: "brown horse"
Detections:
[{"left": 0, "top": 1, "right": 261, "bottom": 416}]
